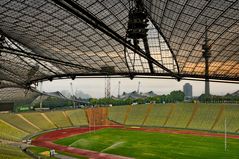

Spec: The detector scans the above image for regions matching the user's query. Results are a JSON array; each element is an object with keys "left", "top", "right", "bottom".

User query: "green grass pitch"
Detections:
[{"left": 54, "top": 128, "right": 239, "bottom": 159}]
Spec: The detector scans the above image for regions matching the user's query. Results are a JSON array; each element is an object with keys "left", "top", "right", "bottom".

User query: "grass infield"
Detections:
[{"left": 54, "top": 128, "right": 239, "bottom": 159}]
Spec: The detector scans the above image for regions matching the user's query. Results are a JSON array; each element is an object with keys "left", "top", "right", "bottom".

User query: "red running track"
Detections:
[
  {"left": 32, "top": 126, "right": 239, "bottom": 159},
  {"left": 32, "top": 126, "right": 133, "bottom": 159}
]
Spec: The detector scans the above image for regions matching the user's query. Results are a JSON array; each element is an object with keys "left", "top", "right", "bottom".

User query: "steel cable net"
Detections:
[
  {"left": 143, "top": 0, "right": 239, "bottom": 80},
  {"left": 0, "top": 0, "right": 238, "bottom": 91},
  {"left": 0, "top": 87, "right": 39, "bottom": 103},
  {"left": 0, "top": 80, "right": 20, "bottom": 89}
]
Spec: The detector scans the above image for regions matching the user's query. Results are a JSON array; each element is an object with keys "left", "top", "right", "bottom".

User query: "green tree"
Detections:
[{"left": 169, "top": 90, "right": 184, "bottom": 102}]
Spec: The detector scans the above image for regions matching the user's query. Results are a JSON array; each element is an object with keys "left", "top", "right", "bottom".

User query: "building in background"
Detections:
[{"left": 183, "top": 83, "right": 192, "bottom": 101}]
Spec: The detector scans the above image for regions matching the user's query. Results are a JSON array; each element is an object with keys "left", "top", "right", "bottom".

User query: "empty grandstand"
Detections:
[
  {"left": 0, "top": 103, "right": 239, "bottom": 158},
  {"left": 1, "top": 104, "right": 239, "bottom": 140},
  {"left": 0, "top": 143, "right": 31, "bottom": 159},
  {"left": 108, "top": 104, "right": 239, "bottom": 133},
  {"left": 0, "top": 0, "right": 239, "bottom": 158}
]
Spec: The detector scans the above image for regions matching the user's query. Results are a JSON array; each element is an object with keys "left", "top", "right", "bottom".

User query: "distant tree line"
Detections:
[
  {"left": 14, "top": 90, "right": 238, "bottom": 112},
  {"left": 33, "top": 97, "right": 73, "bottom": 108},
  {"left": 89, "top": 90, "right": 185, "bottom": 106},
  {"left": 198, "top": 94, "right": 239, "bottom": 103}
]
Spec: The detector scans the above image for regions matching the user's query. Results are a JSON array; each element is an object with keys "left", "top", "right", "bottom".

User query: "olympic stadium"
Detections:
[{"left": 0, "top": 0, "right": 239, "bottom": 158}]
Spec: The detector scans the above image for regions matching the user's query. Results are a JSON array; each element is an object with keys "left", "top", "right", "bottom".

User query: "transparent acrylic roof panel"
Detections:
[
  {"left": 0, "top": 0, "right": 128, "bottom": 74},
  {"left": 0, "top": 0, "right": 238, "bottom": 84},
  {"left": 144, "top": 0, "right": 239, "bottom": 79},
  {"left": 0, "top": 87, "right": 39, "bottom": 102}
]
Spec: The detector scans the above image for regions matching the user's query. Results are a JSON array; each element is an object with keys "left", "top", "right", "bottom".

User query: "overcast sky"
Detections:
[{"left": 39, "top": 78, "right": 239, "bottom": 98}]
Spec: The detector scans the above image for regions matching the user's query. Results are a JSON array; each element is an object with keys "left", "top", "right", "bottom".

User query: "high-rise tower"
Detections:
[{"left": 183, "top": 83, "right": 192, "bottom": 101}]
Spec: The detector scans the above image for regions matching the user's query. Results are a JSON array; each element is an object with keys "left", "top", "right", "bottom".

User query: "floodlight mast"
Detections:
[
  {"left": 118, "top": 81, "right": 121, "bottom": 98},
  {"left": 70, "top": 82, "right": 75, "bottom": 108},
  {"left": 40, "top": 82, "right": 43, "bottom": 108},
  {"left": 105, "top": 77, "right": 111, "bottom": 98},
  {"left": 137, "top": 81, "right": 141, "bottom": 94}
]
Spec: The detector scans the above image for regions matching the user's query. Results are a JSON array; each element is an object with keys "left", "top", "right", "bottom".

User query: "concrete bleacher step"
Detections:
[
  {"left": 16, "top": 114, "right": 41, "bottom": 131},
  {"left": 65, "top": 109, "right": 88, "bottom": 126},
  {"left": 41, "top": 113, "right": 58, "bottom": 128},
  {"left": 123, "top": 105, "right": 132, "bottom": 125},
  {"left": 0, "top": 119, "right": 29, "bottom": 141},
  {"left": 141, "top": 104, "right": 154, "bottom": 126},
  {"left": 186, "top": 104, "right": 199, "bottom": 128},
  {"left": 163, "top": 104, "right": 176, "bottom": 127},
  {"left": 210, "top": 105, "right": 225, "bottom": 130}
]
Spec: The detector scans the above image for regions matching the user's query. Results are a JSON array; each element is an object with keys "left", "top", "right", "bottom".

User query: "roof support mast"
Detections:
[
  {"left": 127, "top": 0, "right": 154, "bottom": 74},
  {"left": 202, "top": 25, "right": 211, "bottom": 99},
  {"left": 52, "top": 0, "right": 180, "bottom": 80}
]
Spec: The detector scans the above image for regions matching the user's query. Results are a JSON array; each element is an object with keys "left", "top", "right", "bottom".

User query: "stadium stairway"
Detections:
[
  {"left": 65, "top": 109, "right": 88, "bottom": 126},
  {"left": 44, "top": 111, "right": 73, "bottom": 128}
]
